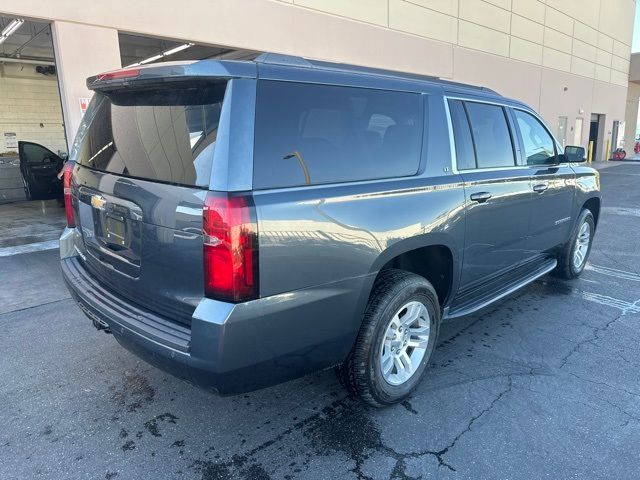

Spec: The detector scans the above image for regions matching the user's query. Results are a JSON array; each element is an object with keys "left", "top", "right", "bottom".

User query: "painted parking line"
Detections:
[
  {"left": 0, "top": 240, "right": 59, "bottom": 257},
  {"left": 544, "top": 277, "right": 640, "bottom": 315},
  {"left": 581, "top": 292, "right": 640, "bottom": 315},
  {"left": 601, "top": 207, "right": 640, "bottom": 217},
  {"left": 599, "top": 171, "right": 640, "bottom": 176},
  {"left": 585, "top": 264, "right": 640, "bottom": 282}
]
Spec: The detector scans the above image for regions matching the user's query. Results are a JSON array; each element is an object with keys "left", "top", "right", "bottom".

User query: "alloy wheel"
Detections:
[
  {"left": 573, "top": 221, "right": 591, "bottom": 270},
  {"left": 380, "top": 301, "right": 431, "bottom": 386}
]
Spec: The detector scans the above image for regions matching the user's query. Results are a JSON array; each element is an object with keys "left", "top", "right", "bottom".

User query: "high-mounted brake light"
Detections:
[
  {"left": 62, "top": 162, "right": 75, "bottom": 228},
  {"left": 96, "top": 68, "right": 140, "bottom": 81},
  {"left": 203, "top": 192, "right": 259, "bottom": 302}
]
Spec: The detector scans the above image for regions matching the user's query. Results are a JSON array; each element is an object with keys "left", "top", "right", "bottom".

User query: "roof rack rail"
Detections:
[
  {"left": 254, "top": 53, "right": 499, "bottom": 96},
  {"left": 254, "top": 53, "right": 314, "bottom": 68}
]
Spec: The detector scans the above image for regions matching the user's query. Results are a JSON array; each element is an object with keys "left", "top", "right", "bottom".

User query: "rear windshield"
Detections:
[{"left": 69, "top": 82, "right": 228, "bottom": 188}]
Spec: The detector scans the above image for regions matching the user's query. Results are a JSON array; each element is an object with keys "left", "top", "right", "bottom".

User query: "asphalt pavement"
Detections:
[{"left": 1, "top": 163, "right": 639, "bottom": 480}]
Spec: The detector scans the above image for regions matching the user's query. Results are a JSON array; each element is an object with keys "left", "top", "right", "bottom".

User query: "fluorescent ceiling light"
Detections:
[
  {"left": 126, "top": 42, "right": 195, "bottom": 67},
  {"left": 138, "top": 54, "right": 163, "bottom": 65},
  {"left": 1, "top": 19, "right": 24, "bottom": 37},
  {"left": 0, "top": 18, "right": 24, "bottom": 44},
  {"left": 163, "top": 43, "right": 194, "bottom": 56}
]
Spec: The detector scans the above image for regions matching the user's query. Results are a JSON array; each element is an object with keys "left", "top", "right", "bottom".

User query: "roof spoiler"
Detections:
[{"left": 86, "top": 59, "right": 257, "bottom": 91}]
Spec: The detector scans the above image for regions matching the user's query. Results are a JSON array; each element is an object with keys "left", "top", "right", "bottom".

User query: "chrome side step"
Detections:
[{"left": 444, "top": 258, "right": 557, "bottom": 320}]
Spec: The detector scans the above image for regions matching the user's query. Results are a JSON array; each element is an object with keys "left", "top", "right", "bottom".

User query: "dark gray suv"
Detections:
[{"left": 60, "top": 54, "right": 600, "bottom": 407}]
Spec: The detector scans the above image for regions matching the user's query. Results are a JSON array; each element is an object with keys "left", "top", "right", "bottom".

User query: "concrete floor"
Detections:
[
  {"left": 0, "top": 199, "right": 65, "bottom": 249},
  {"left": 1, "top": 163, "right": 639, "bottom": 479}
]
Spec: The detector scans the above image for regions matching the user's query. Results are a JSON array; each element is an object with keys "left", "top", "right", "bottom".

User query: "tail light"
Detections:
[
  {"left": 96, "top": 68, "right": 140, "bottom": 81},
  {"left": 203, "top": 192, "right": 259, "bottom": 302},
  {"left": 62, "top": 162, "right": 75, "bottom": 228}
]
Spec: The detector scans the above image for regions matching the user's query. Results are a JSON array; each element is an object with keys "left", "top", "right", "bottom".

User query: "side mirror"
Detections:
[{"left": 564, "top": 145, "right": 586, "bottom": 163}]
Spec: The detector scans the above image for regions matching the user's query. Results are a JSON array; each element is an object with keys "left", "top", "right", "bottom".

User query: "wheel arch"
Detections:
[
  {"left": 582, "top": 196, "right": 601, "bottom": 228},
  {"left": 355, "top": 234, "right": 460, "bottom": 317}
]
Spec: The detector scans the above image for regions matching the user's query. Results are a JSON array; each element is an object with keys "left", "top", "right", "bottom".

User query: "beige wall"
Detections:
[
  {"left": 51, "top": 21, "right": 121, "bottom": 146},
  {"left": 624, "top": 82, "right": 640, "bottom": 150},
  {"left": 0, "top": 63, "right": 66, "bottom": 155},
  {"left": 630, "top": 53, "right": 640, "bottom": 82},
  {"left": 1, "top": 0, "right": 635, "bottom": 159}
]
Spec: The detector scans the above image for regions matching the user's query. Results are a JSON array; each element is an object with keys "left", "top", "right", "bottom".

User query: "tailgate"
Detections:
[
  {"left": 73, "top": 166, "right": 205, "bottom": 324},
  {"left": 68, "top": 81, "right": 228, "bottom": 325}
]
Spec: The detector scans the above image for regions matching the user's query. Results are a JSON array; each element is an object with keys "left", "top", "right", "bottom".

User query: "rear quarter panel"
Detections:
[{"left": 254, "top": 177, "right": 465, "bottom": 296}]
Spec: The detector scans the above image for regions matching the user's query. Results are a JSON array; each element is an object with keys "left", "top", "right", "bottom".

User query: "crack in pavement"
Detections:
[
  {"left": 428, "top": 375, "right": 515, "bottom": 471},
  {"left": 189, "top": 374, "right": 518, "bottom": 479},
  {"left": 0, "top": 297, "right": 72, "bottom": 317},
  {"left": 559, "top": 313, "right": 625, "bottom": 369},
  {"left": 568, "top": 372, "right": 640, "bottom": 399}
]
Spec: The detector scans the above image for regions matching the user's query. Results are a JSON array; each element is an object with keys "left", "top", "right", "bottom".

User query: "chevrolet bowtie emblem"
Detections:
[{"left": 91, "top": 195, "right": 107, "bottom": 210}]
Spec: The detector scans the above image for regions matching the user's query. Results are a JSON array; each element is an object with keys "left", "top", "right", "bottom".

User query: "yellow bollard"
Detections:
[
  {"left": 588, "top": 141, "right": 593, "bottom": 163},
  {"left": 605, "top": 138, "right": 611, "bottom": 162}
]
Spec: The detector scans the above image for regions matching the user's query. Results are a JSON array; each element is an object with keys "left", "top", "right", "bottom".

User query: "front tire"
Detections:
[
  {"left": 336, "top": 269, "right": 440, "bottom": 407},
  {"left": 554, "top": 209, "right": 595, "bottom": 279}
]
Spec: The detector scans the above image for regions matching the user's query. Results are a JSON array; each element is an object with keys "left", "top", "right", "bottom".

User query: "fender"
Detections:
[
  {"left": 368, "top": 232, "right": 460, "bottom": 275},
  {"left": 349, "top": 233, "right": 461, "bottom": 328}
]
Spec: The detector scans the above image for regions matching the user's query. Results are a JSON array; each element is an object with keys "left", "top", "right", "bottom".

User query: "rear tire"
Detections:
[
  {"left": 336, "top": 269, "right": 440, "bottom": 407},
  {"left": 553, "top": 209, "right": 595, "bottom": 279}
]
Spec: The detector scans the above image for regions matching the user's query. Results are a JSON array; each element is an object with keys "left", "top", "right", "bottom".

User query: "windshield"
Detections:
[{"left": 69, "top": 82, "right": 228, "bottom": 188}]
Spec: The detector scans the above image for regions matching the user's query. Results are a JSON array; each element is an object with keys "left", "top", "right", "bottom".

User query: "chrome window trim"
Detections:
[
  {"left": 459, "top": 165, "right": 529, "bottom": 173},
  {"left": 445, "top": 95, "right": 569, "bottom": 173},
  {"left": 444, "top": 95, "right": 526, "bottom": 174},
  {"left": 443, "top": 96, "right": 459, "bottom": 175},
  {"left": 445, "top": 95, "right": 516, "bottom": 108}
]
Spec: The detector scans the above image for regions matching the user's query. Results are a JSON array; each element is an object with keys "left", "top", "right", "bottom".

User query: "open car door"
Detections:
[{"left": 18, "top": 141, "right": 64, "bottom": 200}]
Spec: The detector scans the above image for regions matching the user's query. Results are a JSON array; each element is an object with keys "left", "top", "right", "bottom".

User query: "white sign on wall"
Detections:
[
  {"left": 4, "top": 132, "right": 17, "bottom": 150},
  {"left": 79, "top": 97, "right": 90, "bottom": 116}
]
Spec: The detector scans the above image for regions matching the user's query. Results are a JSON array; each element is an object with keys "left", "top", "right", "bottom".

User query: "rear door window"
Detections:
[
  {"left": 253, "top": 81, "right": 424, "bottom": 188},
  {"left": 70, "top": 82, "right": 227, "bottom": 188},
  {"left": 464, "top": 102, "right": 516, "bottom": 169},
  {"left": 448, "top": 100, "right": 476, "bottom": 170}
]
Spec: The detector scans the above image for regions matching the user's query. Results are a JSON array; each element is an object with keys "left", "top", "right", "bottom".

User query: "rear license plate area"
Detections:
[{"left": 105, "top": 214, "right": 126, "bottom": 247}]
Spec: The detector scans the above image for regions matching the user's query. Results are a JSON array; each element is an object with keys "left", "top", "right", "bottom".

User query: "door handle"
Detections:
[
  {"left": 533, "top": 183, "right": 548, "bottom": 193},
  {"left": 469, "top": 192, "right": 492, "bottom": 203}
]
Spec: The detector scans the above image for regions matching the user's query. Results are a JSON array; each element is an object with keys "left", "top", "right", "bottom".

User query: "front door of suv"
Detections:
[
  {"left": 448, "top": 99, "right": 531, "bottom": 290},
  {"left": 510, "top": 108, "right": 575, "bottom": 258}
]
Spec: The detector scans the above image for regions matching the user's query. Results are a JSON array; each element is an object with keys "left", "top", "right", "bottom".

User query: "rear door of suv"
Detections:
[
  {"left": 447, "top": 98, "right": 531, "bottom": 291},
  {"left": 68, "top": 81, "right": 227, "bottom": 325}
]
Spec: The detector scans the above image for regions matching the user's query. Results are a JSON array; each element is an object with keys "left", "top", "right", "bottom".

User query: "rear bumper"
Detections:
[{"left": 60, "top": 229, "right": 371, "bottom": 394}]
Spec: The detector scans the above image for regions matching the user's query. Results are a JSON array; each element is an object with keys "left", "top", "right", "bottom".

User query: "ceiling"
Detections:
[
  {"left": 0, "top": 16, "right": 256, "bottom": 66},
  {"left": 118, "top": 33, "right": 257, "bottom": 66},
  {"left": 0, "top": 17, "right": 54, "bottom": 62}
]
